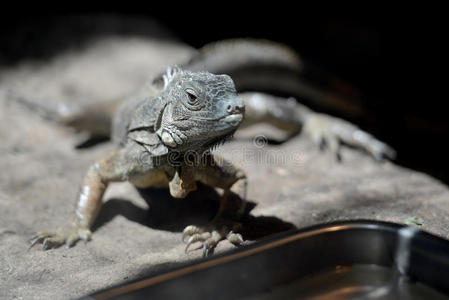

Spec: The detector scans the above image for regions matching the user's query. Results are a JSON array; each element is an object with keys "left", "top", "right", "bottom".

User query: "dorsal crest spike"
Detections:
[{"left": 163, "top": 65, "right": 183, "bottom": 90}]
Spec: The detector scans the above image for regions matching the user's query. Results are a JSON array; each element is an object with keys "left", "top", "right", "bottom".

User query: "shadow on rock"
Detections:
[{"left": 93, "top": 183, "right": 296, "bottom": 241}]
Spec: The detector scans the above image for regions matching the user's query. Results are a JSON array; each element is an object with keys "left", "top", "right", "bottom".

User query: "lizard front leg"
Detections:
[
  {"left": 30, "top": 149, "right": 130, "bottom": 249},
  {"left": 182, "top": 154, "right": 247, "bottom": 257},
  {"left": 240, "top": 92, "right": 395, "bottom": 161}
]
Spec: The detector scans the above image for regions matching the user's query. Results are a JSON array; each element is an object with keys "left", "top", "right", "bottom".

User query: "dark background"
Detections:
[{"left": 0, "top": 9, "right": 446, "bottom": 183}]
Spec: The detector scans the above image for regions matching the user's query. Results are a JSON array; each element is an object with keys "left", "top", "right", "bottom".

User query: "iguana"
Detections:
[{"left": 29, "top": 40, "right": 395, "bottom": 256}]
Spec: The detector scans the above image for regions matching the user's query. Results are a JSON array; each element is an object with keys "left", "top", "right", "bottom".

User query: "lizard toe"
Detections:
[
  {"left": 78, "top": 228, "right": 92, "bottom": 241},
  {"left": 201, "top": 231, "right": 223, "bottom": 257},
  {"left": 30, "top": 223, "right": 91, "bottom": 250},
  {"left": 369, "top": 141, "right": 397, "bottom": 162},
  {"left": 182, "top": 225, "right": 203, "bottom": 243},
  {"left": 29, "top": 233, "right": 49, "bottom": 250},
  {"left": 42, "top": 236, "right": 66, "bottom": 250},
  {"left": 182, "top": 222, "right": 246, "bottom": 257},
  {"left": 226, "top": 231, "right": 244, "bottom": 246},
  {"left": 185, "top": 232, "right": 212, "bottom": 254},
  {"left": 65, "top": 234, "right": 81, "bottom": 248}
]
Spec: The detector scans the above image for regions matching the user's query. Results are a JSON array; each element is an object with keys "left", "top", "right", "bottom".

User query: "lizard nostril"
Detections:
[{"left": 226, "top": 105, "right": 233, "bottom": 112}]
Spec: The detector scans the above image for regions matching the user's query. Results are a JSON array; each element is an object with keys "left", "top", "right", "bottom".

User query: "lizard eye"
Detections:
[
  {"left": 182, "top": 87, "right": 203, "bottom": 110},
  {"left": 185, "top": 88, "right": 198, "bottom": 104}
]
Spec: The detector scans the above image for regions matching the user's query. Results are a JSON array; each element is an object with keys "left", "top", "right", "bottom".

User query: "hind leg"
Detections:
[{"left": 240, "top": 92, "right": 395, "bottom": 161}]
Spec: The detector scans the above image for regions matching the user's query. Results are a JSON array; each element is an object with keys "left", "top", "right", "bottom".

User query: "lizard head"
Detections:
[{"left": 155, "top": 67, "right": 245, "bottom": 153}]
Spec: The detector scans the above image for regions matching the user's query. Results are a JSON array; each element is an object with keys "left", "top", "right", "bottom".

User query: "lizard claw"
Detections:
[
  {"left": 226, "top": 231, "right": 244, "bottom": 246},
  {"left": 182, "top": 223, "right": 245, "bottom": 257},
  {"left": 182, "top": 225, "right": 201, "bottom": 243},
  {"left": 29, "top": 233, "right": 49, "bottom": 250},
  {"left": 185, "top": 232, "right": 212, "bottom": 254},
  {"left": 366, "top": 139, "right": 396, "bottom": 161},
  {"left": 202, "top": 242, "right": 214, "bottom": 257},
  {"left": 29, "top": 224, "right": 92, "bottom": 250},
  {"left": 29, "top": 232, "right": 64, "bottom": 250}
]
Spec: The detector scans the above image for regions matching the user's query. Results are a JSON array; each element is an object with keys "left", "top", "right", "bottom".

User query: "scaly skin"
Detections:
[
  {"left": 29, "top": 40, "right": 396, "bottom": 256},
  {"left": 31, "top": 68, "right": 248, "bottom": 255}
]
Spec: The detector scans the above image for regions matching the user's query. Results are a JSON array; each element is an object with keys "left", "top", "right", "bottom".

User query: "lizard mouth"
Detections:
[
  {"left": 190, "top": 112, "right": 244, "bottom": 123},
  {"left": 221, "top": 113, "right": 243, "bottom": 126}
]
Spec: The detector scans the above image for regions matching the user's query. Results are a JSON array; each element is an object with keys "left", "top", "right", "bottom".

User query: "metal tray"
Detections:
[{"left": 82, "top": 221, "right": 449, "bottom": 299}]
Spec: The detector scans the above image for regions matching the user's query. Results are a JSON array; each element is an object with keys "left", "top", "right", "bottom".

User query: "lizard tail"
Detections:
[{"left": 8, "top": 90, "right": 120, "bottom": 138}]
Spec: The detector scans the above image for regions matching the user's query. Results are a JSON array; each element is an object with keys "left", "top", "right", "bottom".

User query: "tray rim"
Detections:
[{"left": 88, "top": 219, "right": 449, "bottom": 300}]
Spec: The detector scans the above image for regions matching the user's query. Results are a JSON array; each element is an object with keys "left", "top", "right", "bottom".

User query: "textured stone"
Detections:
[{"left": 1, "top": 36, "right": 448, "bottom": 300}]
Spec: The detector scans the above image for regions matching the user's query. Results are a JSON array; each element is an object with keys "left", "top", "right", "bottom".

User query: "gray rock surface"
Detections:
[{"left": 1, "top": 36, "right": 448, "bottom": 300}]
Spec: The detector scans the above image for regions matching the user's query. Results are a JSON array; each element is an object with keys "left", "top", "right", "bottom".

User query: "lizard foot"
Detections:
[
  {"left": 304, "top": 113, "right": 396, "bottom": 161},
  {"left": 29, "top": 223, "right": 91, "bottom": 250},
  {"left": 182, "top": 222, "right": 245, "bottom": 257}
]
